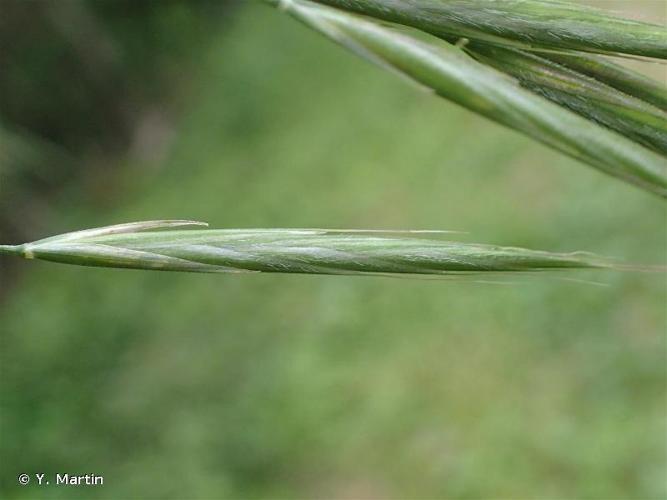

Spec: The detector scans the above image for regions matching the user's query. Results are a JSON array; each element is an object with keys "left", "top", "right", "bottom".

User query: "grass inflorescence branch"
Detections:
[
  {"left": 267, "top": 0, "right": 667, "bottom": 197},
  {"left": 0, "top": 245, "right": 22, "bottom": 257},
  {"left": 310, "top": 0, "right": 667, "bottom": 59}
]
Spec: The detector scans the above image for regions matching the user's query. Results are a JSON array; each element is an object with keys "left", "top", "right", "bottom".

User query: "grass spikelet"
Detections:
[
  {"left": 465, "top": 43, "right": 667, "bottom": 154},
  {"left": 308, "top": 0, "right": 667, "bottom": 59},
  {"left": 268, "top": 0, "right": 667, "bottom": 196},
  {"left": 540, "top": 52, "right": 667, "bottom": 111},
  {"left": 0, "top": 220, "right": 633, "bottom": 277}
]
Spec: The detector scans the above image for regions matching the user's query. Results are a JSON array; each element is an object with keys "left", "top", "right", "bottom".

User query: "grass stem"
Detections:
[{"left": 0, "top": 245, "right": 22, "bottom": 257}]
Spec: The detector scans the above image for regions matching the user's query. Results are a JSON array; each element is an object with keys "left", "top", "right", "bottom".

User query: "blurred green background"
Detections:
[{"left": 1, "top": 1, "right": 665, "bottom": 498}]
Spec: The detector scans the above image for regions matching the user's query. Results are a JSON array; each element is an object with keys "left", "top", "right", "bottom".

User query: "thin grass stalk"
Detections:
[
  {"left": 307, "top": 0, "right": 667, "bottom": 59},
  {"left": 0, "top": 245, "right": 18, "bottom": 257},
  {"left": 465, "top": 43, "right": 667, "bottom": 154},
  {"left": 269, "top": 0, "right": 667, "bottom": 196},
  {"left": 0, "top": 221, "right": 620, "bottom": 276}
]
